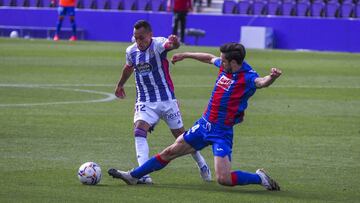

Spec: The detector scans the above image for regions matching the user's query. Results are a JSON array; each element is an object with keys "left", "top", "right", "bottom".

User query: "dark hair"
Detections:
[
  {"left": 220, "top": 43, "right": 246, "bottom": 65},
  {"left": 134, "top": 20, "right": 152, "bottom": 32}
]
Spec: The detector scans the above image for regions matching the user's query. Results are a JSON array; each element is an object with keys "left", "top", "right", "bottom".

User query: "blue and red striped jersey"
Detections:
[{"left": 203, "top": 58, "right": 259, "bottom": 127}]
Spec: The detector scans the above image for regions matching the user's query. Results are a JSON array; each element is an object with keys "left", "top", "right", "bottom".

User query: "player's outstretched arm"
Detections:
[
  {"left": 255, "top": 68, "right": 282, "bottom": 89},
  {"left": 115, "top": 64, "right": 134, "bottom": 99},
  {"left": 164, "top": 35, "right": 180, "bottom": 51},
  {"left": 171, "top": 52, "right": 217, "bottom": 64}
]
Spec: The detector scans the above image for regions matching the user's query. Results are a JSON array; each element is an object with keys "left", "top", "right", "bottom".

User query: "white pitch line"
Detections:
[
  {"left": 0, "top": 85, "right": 117, "bottom": 107},
  {"left": 0, "top": 83, "right": 359, "bottom": 89},
  {"left": 1, "top": 83, "right": 359, "bottom": 107}
]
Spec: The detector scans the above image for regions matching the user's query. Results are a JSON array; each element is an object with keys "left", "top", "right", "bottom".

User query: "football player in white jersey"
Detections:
[{"left": 113, "top": 20, "right": 211, "bottom": 184}]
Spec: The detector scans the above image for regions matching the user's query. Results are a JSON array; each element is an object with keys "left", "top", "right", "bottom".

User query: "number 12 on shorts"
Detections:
[{"left": 135, "top": 104, "right": 146, "bottom": 112}]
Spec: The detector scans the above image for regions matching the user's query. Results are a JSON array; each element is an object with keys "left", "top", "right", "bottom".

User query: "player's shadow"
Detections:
[
  {"left": 105, "top": 178, "right": 332, "bottom": 202},
  {"left": 149, "top": 183, "right": 329, "bottom": 202}
]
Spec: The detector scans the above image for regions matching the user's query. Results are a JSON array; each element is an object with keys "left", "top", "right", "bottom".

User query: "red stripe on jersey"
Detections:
[
  {"left": 161, "top": 58, "right": 174, "bottom": 92},
  {"left": 208, "top": 67, "right": 227, "bottom": 123},
  {"left": 224, "top": 72, "right": 246, "bottom": 126}
]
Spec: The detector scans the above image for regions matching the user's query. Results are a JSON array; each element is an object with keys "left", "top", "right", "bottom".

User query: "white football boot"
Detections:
[
  {"left": 108, "top": 168, "right": 138, "bottom": 185},
  {"left": 256, "top": 169, "right": 280, "bottom": 191},
  {"left": 199, "top": 164, "right": 212, "bottom": 182}
]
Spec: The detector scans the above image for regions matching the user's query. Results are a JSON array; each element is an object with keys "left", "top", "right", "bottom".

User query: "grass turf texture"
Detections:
[{"left": 0, "top": 38, "right": 359, "bottom": 202}]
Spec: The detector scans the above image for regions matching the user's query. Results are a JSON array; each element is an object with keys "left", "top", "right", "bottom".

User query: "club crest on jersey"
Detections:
[
  {"left": 217, "top": 75, "right": 234, "bottom": 91},
  {"left": 135, "top": 62, "right": 153, "bottom": 76}
]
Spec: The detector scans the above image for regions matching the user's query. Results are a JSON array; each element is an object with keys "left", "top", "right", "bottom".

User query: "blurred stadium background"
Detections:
[{"left": 1, "top": 0, "right": 360, "bottom": 52}]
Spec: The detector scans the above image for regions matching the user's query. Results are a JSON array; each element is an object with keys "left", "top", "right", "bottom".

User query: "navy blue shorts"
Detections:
[
  {"left": 58, "top": 6, "right": 75, "bottom": 16},
  {"left": 183, "top": 118, "right": 234, "bottom": 160}
]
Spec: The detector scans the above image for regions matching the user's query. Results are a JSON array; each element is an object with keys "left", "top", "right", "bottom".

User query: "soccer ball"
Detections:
[
  {"left": 77, "top": 162, "right": 102, "bottom": 185},
  {"left": 10, "top": 31, "right": 19, "bottom": 38}
]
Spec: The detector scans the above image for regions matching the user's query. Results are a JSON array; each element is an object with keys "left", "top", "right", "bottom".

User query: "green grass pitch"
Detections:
[{"left": 0, "top": 38, "right": 359, "bottom": 202}]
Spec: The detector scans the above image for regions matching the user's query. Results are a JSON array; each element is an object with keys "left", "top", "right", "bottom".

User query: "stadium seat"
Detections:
[
  {"left": 28, "top": 0, "right": 39, "bottom": 7},
  {"left": 138, "top": 0, "right": 150, "bottom": 10},
  {"left": 21, "top": 0, "right": 29, "bottom": 7},
  {"left": 150, "top": 0, "right": 165, "bottom": 11},
  {"left": 282, "top": 0, "right": 296, "bottom": 16},
  {"left": 325, "top": 0, "right": 340, "bottom": 17},
  {"left": 24, "top": 0, "right": 37, "bottom": 7},
  {"left": 252, "top": 0, "right": 267, "bottom": 15},
  {"left": 222, "top": 0, "right": 237, "bottom": 14},
  {"left": 267, "top": 0, "right": 281, "bottom": 15},
  {"left": 356, "top": 3, "right": 360, "bottom": 17},
  {"left": 109, "top": 0, "right": 122, "bottom": 10},
  {"left": 310, "top": 0, "right": 325, "bottom": 17},
  {"left": 340, "top": 0, "right": 353, "bottom": 3},
  {"left": 95, "top": 0, "right": 110, "bottom": 9},
  {"left": 121, "top": 0, "right": 137, "bottom": 10},
  {"left": 82, "top": 0, "right": 95, "bottom": 9},
  {"left": 340, "top": 1, "right": 355, "bottom": 17},
  {"left": 161, "top": 0, "right": 168, "bottom": 11},
  {"left": 237, "top": 0, "right": 252, "bottom": 15},
  {"left": 295, "top": 0, "right": 310, "bottom": 16},
  {"left": 75, "top": 0, "right": 81, "bottom": 8},
  {"left": 22, "top": 0, "right": 40, "bottom": 7},
  {"left": 40, "top": 0, "right": 55, "bottom": 7},
  {"left": 2, "top": 0, "right": 17, "bottom": 6}
]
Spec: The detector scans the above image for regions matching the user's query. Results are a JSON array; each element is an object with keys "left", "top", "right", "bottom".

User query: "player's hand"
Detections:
[
  {"left": 165, "top": 35, "right": 179, "bottom": 50},
  {"left": 167, "top": 34, "right": 178, "bottom": 43},
  {"left": 115, "top": 85, "right": 126, "bottom": 99},
  {"left": 171, "top": 53, "right": 185, "bottom": 64},
  {"left": 270, "top": 68, "right": 282, "bottom": 79}
]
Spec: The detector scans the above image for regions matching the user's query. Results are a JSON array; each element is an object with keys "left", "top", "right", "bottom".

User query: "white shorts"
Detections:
[{"left": 134, "top": 100, "right": 184, "bottom": 130}]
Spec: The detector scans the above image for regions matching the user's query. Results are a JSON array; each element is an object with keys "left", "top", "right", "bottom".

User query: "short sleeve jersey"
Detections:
[
  {"left": 203, "top": 59, "right": 259, "bottom": 127},
  {"left": 126, "top": 37, "right": 176, "bottom": 103}
]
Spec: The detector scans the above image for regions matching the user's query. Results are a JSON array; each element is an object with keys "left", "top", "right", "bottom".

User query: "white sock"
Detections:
[
  {"left": 191, "top": 151, "right": 206, "bottom": 168},
  {"left": 135, "top": 136, "right": 149, "bottom": 166}
]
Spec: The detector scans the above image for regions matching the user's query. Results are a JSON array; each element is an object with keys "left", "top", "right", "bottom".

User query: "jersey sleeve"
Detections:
[
  {"left": 213, "top": 58, "right": 221, "bottom": 68},
  {"left": 125, "top": 50, "right": 133, "bottom": 67},
  {"left": 153, "top": 37, "right": 168, "bottom": 54},
  {"left": 243, "top": 62, "right": 259, "bottom": 89}
]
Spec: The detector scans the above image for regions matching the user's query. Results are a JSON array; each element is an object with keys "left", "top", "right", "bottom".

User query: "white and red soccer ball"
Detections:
[{"left": 77, "top": 162, "right": 102, "bottom": 185}]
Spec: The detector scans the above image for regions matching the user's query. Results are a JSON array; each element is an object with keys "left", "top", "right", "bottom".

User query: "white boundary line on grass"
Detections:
[
  {"left": 1, "top": 83, "right": 359, "bottom": 89},
  {"left": 0, "top": 84, "right": 117, "bottom": 107},
  {"left": 0, "top": 83, "right": 359, "bottom": 107}
]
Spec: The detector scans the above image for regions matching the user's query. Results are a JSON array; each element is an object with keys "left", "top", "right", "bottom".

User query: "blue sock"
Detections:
[
  {"left": 231, "top": 170, "right": 261, "bottom": 186},
  {"left": 130, "top": 154, "right": 169, "bottom": 178},
  {"left": 56, "top": 19, "right": 63, "bottom": 35},
  {"left": 70, "top": 19, "right": 76, "bottom": 36}
]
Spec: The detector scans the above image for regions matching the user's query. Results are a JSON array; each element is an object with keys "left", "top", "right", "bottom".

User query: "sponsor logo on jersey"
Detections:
[
  {"left": 217, "top": 75, "right": 234, "bottom": 91},
  {"left": 136, "top": 62, "right": 153, "bottom": 76}
]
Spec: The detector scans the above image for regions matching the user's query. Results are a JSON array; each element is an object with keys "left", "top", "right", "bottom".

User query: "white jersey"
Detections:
[{"left": 126, "top": 37, "right": 176, "bottom": 103}]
